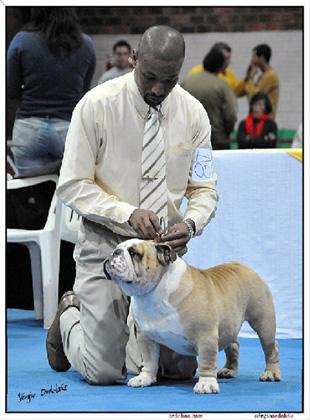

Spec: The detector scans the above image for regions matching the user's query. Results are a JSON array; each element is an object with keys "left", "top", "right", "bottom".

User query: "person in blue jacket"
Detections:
[{"left": 7, "top": 7, "right": 96, "bottom": 176}]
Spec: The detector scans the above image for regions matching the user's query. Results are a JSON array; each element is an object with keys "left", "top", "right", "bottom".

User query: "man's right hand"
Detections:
[
  {"left": 129, "top": 209, "right": 163, "bottom": 239},
  {"left": 245, "top": 63, "right": 257, "bottom": 81}
]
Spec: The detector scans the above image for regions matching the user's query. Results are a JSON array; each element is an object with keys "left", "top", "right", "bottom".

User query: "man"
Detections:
[
  {"left": 97, "top": 40, "right": 132, "bottom": 84},
  {"left": 187, "top": 42, "right": 245, "bottom": 96},
  {"left": 182, "top": 48, "right": 237, "bottom": 150},
  {"left": 46, "top": 26, "right": 218, "bottom": 385},
  {"left": 240, "top": 44, "right": 280, "bottom": 119}
]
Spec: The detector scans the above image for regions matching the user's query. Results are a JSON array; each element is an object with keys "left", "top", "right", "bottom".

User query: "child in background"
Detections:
[{"left": 237, "top": 93, "right": 277, "bottom": 149}]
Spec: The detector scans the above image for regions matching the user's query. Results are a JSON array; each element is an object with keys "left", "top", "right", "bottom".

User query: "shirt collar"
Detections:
[{"left": 127, "top": 70, "right": 169, "bottom": 121}]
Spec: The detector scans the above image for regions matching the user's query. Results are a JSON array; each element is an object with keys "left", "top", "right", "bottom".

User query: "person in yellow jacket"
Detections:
[
  {"left": 240, "top": 44, "right": 280, "bottom": 119},
  {"left": 187, "top": 42, "right": 245, "bottom": 97},
  {"left": 188, "top": 43, "right": 279, "bottom": 119}
]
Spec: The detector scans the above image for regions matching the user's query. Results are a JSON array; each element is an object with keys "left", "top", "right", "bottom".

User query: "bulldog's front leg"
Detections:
[
  {"left": 127, "top": 329, "right": 160, "bottom": 388},
  {"left": 194, "top": 336, "right": 220, "bottom": 394}
]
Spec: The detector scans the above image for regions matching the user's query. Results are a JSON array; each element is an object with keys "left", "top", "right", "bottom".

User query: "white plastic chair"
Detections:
[
  {"left": 7, "top": 175, "right": 62, "bottom": 329},
  {"left": 60, "top": 205, "right": 81, "bottom": 244}
]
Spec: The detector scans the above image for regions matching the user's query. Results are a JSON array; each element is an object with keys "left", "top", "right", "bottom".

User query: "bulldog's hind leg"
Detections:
[
  {"left": 217, "top": 341, "right": 240, "bottom": 378},
  {"left": 246, "top": 291, "right": 282, "bottom": 382},
  {"left": 258, "top": 339, "right": 281, "bottom": 382}
]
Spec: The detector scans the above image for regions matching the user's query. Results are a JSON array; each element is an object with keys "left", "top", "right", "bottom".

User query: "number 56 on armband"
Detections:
[{"left": 192, "top": 148, "right": 214, "bottom": 181}]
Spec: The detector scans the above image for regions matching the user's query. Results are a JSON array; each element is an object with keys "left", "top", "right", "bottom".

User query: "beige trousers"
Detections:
[{"left": 60, "top": 218, "right": 197, "bottom": 385}]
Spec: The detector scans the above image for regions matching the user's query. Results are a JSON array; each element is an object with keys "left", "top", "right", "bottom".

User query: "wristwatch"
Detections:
[{"left": 183, "top": 218, "right": 196, "bottom": 239}]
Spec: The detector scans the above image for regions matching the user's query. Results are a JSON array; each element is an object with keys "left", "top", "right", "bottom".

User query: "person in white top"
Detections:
[
  {"left": 46, "top": 26, "right": 218, "bottom": 386},
  {"left": 97, "top": 40, "right": 132, "bottom": 85}
]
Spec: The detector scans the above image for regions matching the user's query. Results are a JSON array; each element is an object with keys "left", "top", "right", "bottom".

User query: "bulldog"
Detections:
[{"left": 103, "top": 239, "right": 281, "bottom": 394}]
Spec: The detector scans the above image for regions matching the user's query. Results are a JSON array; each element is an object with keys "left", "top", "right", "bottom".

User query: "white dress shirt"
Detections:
[{"left": 57, "top": 71, "right": 218, "bottom": 237}]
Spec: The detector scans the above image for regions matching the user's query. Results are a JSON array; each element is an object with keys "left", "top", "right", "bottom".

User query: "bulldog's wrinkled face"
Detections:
[{"left": 103, "top": 239, "right": 177, "bottom": 296}]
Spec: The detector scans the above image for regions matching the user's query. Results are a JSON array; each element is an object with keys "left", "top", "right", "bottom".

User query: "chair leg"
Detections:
[
  {"left": 26, "top": 242, "right": 43, "bottom": 320},
  {"left": 40, "top": 237, "right": 60, "bottom": 329}
]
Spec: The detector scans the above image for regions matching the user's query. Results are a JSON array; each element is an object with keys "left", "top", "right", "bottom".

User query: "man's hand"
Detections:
[
  {"left": 156, "top": 222, "right": 191, "bottom": 253},
  {"left": 245, "top": 63, "right": 257, "bottom": 81},
  {"left": 129, "top": 209, "right": 163, "bottom": 239}
]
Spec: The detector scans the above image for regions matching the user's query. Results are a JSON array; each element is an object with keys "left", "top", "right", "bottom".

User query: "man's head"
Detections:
[
  {"left": 132, "top": 26, "right": 185, "bottom": 108},
  {"left": 113, "top": 40, "right": 131, "bottom": 69},
  {"left": 212, "top": 42, "right": 232, "bottom": 71},
  {"left": 203, "top": 49, "right": 225, "bottom": 74},
  {"left": 251, "top": 44, "right": 272, "bottom": 68}
]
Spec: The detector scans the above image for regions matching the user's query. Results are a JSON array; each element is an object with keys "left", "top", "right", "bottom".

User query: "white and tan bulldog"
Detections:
[{"left": 103, "top": 239, "right": 281, "bottom": 394}]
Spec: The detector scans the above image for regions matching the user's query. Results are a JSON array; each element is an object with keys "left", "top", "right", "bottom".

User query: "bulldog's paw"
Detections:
[
  {"left": 259, "top": 368, "right": 282, "bottom": 382},
  {"left": 127, "top": 372, "right": 157, "bottom": 387},
  {"left": 193, "top": 377, "right": 220, "bottom": 394},
  {"left": 217, "top": 367, "right": 238, "bottom": 378}
]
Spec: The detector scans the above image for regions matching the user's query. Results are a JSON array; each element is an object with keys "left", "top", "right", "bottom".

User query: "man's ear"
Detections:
[
  {"left": 155, "top": 244, "right": 177, "bottom": 266},
  {"left": 131, "top": 49, "right": 138, "bottom": 68}
]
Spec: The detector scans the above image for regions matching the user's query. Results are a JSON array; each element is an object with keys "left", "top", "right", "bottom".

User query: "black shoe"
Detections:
[{"left": 46, "top": 291, "right": 80, "bottom": 372}]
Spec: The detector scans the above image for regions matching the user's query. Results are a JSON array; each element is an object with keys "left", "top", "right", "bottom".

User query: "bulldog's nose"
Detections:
[{"left": 113, "top": 248, "right": 122, "bottom": 257}]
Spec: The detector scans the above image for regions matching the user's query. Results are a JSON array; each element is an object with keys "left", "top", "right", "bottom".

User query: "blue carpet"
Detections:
[{"left": 7, "top": 309, "right": 303, "bottom": 413}]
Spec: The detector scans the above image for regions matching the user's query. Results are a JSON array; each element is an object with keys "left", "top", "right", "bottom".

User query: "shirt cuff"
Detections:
[
  {"left": 94, "top": 201, "right": 138, "bottom": 237},
  {"left": 94, "top": 200, "right": 137, "bottom": 225},
  {"left": 183, "top": 209, "right": 213, "bottom": 237}
]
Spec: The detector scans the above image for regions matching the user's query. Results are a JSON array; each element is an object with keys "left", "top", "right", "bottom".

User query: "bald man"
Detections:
[{"left": 46, "top": 26, "right": 218, "bottom": 385}]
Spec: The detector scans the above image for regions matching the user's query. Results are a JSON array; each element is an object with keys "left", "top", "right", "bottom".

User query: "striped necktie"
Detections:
[{"left": 140, "top": 106, "right": 168, "bottom": 222}]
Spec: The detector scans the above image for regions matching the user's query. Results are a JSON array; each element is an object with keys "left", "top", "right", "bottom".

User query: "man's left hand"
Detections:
[{"left": 156, "top": 222, "right": 191, "bottom": 253}]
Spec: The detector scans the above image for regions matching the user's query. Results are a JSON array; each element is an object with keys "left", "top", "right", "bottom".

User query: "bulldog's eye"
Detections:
[{"left": 129, "top": 248, "right": 142, "bottom": 259}]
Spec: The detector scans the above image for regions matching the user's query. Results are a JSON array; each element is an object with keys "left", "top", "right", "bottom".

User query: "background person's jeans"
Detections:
[{"left": 11, "top": 117, "right": 70, "bottom": 177}]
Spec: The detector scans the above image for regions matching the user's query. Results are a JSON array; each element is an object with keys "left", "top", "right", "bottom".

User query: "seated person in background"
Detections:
[
  {"left": 7, "top": 7, "right": 96, "bottom": 177},
  {"left": 240, "top": 44, "right": 280, "bottom": 120},
  {"left": 97, "top": 40, "right": 132, "bottom": 84},
  {"left": 182, "top": 48, "right": 237, "bottom": 150},
  {"left": 186, "top": 42, "right": 245, "bottom": 96},
  {"left": 237, "top": 93, "right": 277, "bottom": 149}
]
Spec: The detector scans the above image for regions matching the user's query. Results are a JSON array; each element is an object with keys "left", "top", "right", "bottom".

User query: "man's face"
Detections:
[
  {"left": 251, "top": 51, "right": 263, "bottom": 67},
  {"left": 114, "top": 46, "right": 130, "bottom": 69},
  {"left": 134, "top": 53, "right": 183, "bottom": 108}
]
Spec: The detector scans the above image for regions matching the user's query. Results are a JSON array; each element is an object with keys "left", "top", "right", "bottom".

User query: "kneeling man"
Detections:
[{"left": 46, "top": 25, "right": 218, "bottom": 385}]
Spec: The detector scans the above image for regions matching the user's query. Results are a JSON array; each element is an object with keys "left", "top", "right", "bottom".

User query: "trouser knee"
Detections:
[{"left": 82, "top": 358, "right": 127, "bottom": 385}]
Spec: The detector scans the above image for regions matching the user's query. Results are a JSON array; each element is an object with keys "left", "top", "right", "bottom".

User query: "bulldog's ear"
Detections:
[{"left": 155, "top": 244, "right": 177, "bottom": 266}]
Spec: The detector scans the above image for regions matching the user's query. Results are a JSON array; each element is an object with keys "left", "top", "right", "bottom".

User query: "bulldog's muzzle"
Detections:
[
  {"left": 103, "top": 248, "right": 125, "bottom": 279},
  {"left": 103, "top": 248, "right": 134, "bottom": 283}
]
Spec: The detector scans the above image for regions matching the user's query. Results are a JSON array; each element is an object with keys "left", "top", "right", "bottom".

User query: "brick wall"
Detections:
[{"left": 76, "top": 6, "right": 303, "bottom": 34}]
